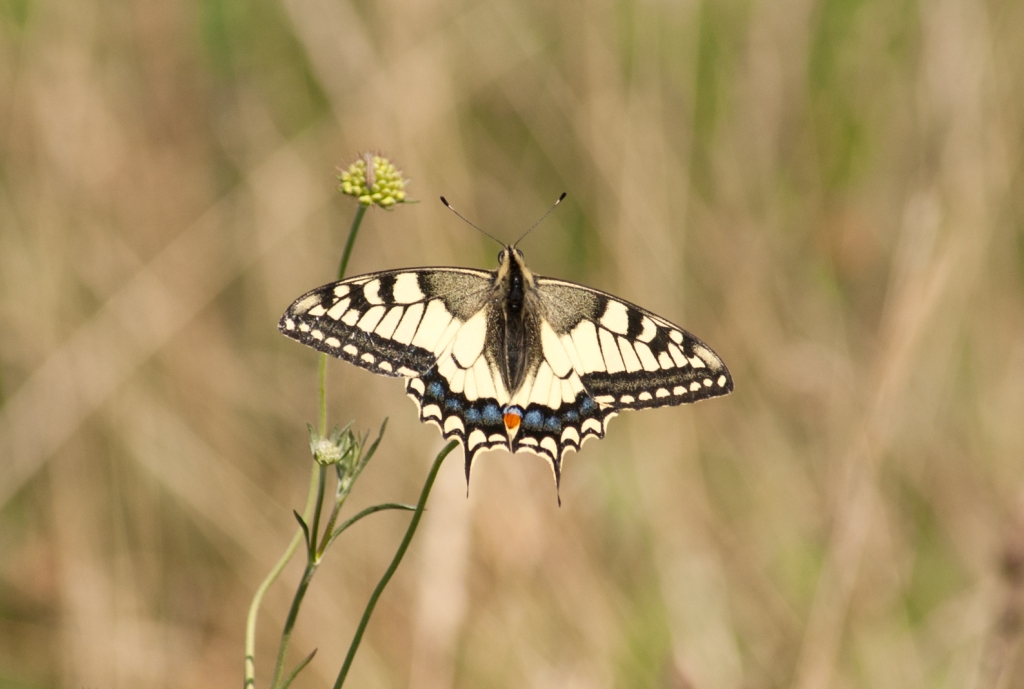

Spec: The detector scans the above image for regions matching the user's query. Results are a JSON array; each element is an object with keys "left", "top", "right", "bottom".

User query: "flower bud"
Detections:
[
  {"left": 337, "top": 153, "right": 410, "bottom": 209},
  {"left": 308, "top": 425, "right": 356, "bottom": 466}
]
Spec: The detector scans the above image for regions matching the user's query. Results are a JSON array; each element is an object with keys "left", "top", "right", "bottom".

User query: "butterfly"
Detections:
[{"left": 279, "top": 195, "right": 732, "bottom": 495}]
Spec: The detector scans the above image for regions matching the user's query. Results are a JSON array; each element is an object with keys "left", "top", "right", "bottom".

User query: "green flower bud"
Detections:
[
  {"left": 313, "top": 438, "right": 343, "bottom": 465},
  {"left": 308, "top": 425, "right": 357, "bottom": 467},
  {"left": 336, "top": 153, "right": 412, "bottom": 209}
]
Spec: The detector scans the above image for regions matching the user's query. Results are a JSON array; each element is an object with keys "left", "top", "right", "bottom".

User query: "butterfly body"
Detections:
[{"left": 280, "top": 247, "right": 732, "bottom": 490}]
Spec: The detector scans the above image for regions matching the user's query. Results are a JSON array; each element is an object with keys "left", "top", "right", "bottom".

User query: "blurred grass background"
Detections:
[{"left": 1, "top": 0, "right": 1023, "bottom": 686}]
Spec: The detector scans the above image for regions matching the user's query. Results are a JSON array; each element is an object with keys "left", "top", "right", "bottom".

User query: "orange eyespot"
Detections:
[{"left": 503, "top": 413, "right": 521, "bottom": 430}]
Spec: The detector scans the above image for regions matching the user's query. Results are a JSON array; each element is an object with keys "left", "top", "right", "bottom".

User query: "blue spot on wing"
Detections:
[
  {"left": 483, "top": 404, "right": 502, "bottom": 424},
  {"left": 544, "top": 416, "right": 561, "bottom": 432},
  {"left": 523, "top": 410, "right": 544, "bottom": 430},
  {"left": 465, "top": 408, "right": 482, "bottom": 424},
  {"left": 427, "top": 382, "right": 444, "bottom": 399}
]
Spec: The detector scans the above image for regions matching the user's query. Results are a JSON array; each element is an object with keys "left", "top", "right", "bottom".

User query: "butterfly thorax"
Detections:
[{"left": 492, "top": 247, "right": 541, "bottom": 395}]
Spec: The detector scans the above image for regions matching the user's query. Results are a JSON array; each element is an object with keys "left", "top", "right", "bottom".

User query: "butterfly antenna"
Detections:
[
  {"left": 514, "top": 192, "right": 567, "bottom": 248},
  {"left": 440, "top": 196, "right": 504, "bottom": 248}
]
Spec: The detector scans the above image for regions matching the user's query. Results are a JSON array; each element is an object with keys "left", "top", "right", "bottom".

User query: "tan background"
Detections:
[{"left": 1, "top": 0, "right": 1023, "bottom": 686}]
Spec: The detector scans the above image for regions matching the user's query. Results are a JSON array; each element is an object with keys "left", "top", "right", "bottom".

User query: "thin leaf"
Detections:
[
  {"left": 279, "top": 648, "right": 317, "bottom": 689},
  {"left": 352, "top": 418, "right": 388, "bottom": 483},
  {"left": 293, "top": 510, "right": 311, "bottom": 549},
  {"left": 308, "top": 463, "right": 328, "bottom": 557},
  {"left": 326, "top": 502, "right": 416, "bottom": 550}
]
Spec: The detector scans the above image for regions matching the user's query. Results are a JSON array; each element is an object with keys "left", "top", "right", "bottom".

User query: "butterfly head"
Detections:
[
  {"left": 495, "top": 246, "right": 534, "bottom": 284},
  {"left": 497, "top": 246, "right": 524, "bottom": 264}
]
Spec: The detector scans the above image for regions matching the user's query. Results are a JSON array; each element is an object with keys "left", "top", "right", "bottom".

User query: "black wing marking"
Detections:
[
  {"left": 406, "top": 364, "right": 615, "bottom": 495},
  {"left": 534, "top": 276, "right": 733, "bottom": 409},
  {"left": 279, "top": 268, "right": 493, "bottom": 377},
  {"left": 507, "top": 391, "right": 617, "bottom": 489},
  {"left": 406, "top": 367, "right": 511, "bottom": 474}
]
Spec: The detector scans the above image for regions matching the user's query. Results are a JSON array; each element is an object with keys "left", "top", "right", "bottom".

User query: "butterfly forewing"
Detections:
[
  {"left": 280, "top": 268, "right": 492, "bottom": 377},
  {"left": 535, "top": 277, "right": 733, "bottom": 408}
]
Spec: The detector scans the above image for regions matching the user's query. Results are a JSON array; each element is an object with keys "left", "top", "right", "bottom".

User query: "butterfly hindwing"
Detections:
[
  {"left": 279, "top": 268, "right": 493, "bottom": 377},
  {"left": 406, "top": 366, "right": 511, "bottom": 470}
]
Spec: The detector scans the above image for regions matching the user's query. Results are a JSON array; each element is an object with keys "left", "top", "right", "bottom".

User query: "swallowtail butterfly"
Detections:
[{"left": 280, "top": 197, "right": 732, "bottom": 493}]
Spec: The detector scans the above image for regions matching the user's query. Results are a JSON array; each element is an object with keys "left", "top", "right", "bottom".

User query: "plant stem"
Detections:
[
  {"left": 318, "top": 354, "right": 328, "bottom": 437},
  {"left": 337, "top": 203, "right": 367, "bottom": 281},
  {"left": 333, "top": 440, "right": 459, "bottom": 689},
  {"left": 270, "top": 460, "right": 327, "bottom": 688},
  {"left": 319, "top": 421, "right": 387, "bottom": 553},
  {"left": 317, "top": 202, "right": 366, "bottom": 439},
  {"left": 247, "top": 201, "right": 370, "bottom": 688},
  {"left": 270, "top": 561, "right": 318, "bottom": 689},
  {"left": 309, "top": 465, "right": 328, "bottom": 557},
  {"left": 244, "top": 464, "right": 321, "bottom": 689}
]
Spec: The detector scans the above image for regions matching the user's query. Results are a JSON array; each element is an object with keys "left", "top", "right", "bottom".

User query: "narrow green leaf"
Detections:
[
  {"left": 326, "top": 502, "right": 417, "bottom": 550},
  {"left": 293, "top": 510, "right": 310, "bottom": 548},
  {"left": 279, "top": 648, "right": 317, "bottom": 689}
]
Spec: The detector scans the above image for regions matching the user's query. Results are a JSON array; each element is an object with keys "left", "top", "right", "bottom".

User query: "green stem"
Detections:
[
  {"left": 318, "top": 354, "right": 328, "bottom": 438},
  {"left": 337, "top": 203, "right": 368, "bottom": 281},
  {"left": 270, "top": 559, "right": 319, "bottom": 689},
  {"left": 247, "top": 200, "right": 370, "bottom": 688},
  {"left": 244, "top": 464, "right": 321, "bottom": 689},
  {"left": 318, "top": 493, "right": 344, "bottom": 559},
  {"left": 270, "top": 565, "right": 317, "bottom": 687},
  {"left": 333, "top": 441, "right": 459, "bottom": 689},
  {"left": 309, "top": 465, "right": 328, "bottom": 557},
  {"left": 270, "top": 462, "right": 326, "bottom": 688},
  {"left": 317, "top": 202, "right": 366, "bottom": 441},
  {"left": 319, "top": 420, "right": 387, "bottom": 553}
]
